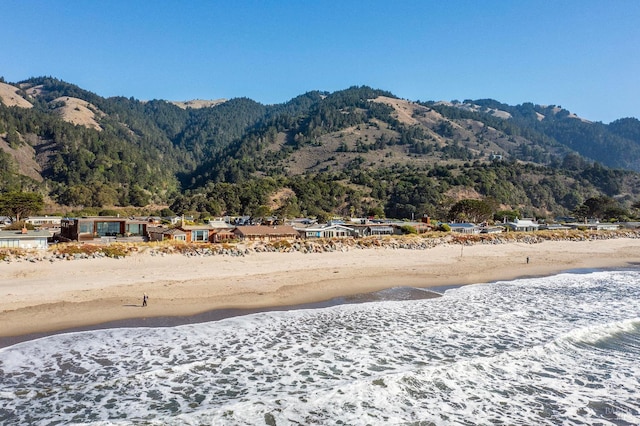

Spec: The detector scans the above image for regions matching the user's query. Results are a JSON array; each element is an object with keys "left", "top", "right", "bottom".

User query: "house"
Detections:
[
  {"left": 59, "top": 216, "right": 148, "bottom": 242},
  {"left": 480, "top": 226, "right": 505, "bottom": 234},
  {"left": 233, "top": 216, "right": 253, "bottom": 226},
  {"left": 448, "top": 223, "right": 482, "bottom": 234},
  {"left": 148, "top": 226, "right": 187, "bottom": 242},
  {"left": 177, "top": 224, "right": 217, "bottom": 243},
  {"left": 288, "top": 218, "right": 317, "bottom": 226},
  {"left": 366, "top": 224, "right": 395, "bottom": 236},
  {"left": 167, "top": 215, "right": 195, "bottom": 225},
  {"left": 505, "top": 218, "right": 539, "bottom": 232},
  {"left": 407, "top": 221, "right": 435, "bottom": 234},
  {"left": 0, "top": 229, "right": 49, "bottom": 249},
  {"left": 617, "top": 222, "right": 640, "bottom": 229},
  {"left": 348, "top": 223, "right": 395, "bottom": 237},
  {"left": 571, "top": 220, "right": 619, "bottom": 231},
  {"left": 538, "top": 223, "right": 571, "bottom": 231},
  {"left": 233, "top": 225, "right": 299, "bottom": 242},
  {"left": 296, "top": 224, "right": 356, "bottom": 239},
  {"left": 24, "top": 216, "right": 62, "bottom": 227},
  {"left": 0, "top": 216, "right": 12, "bottom": 228},
  {"left": 566, "top": 221, "right": 619, "bottom": 231}
]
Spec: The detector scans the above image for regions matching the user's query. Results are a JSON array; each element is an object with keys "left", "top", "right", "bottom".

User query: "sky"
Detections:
[{"left": 1, "top": 1, "right": 639, "bottom": 123}]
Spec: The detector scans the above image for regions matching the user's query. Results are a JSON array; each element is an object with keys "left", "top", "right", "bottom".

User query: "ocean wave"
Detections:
[{"left": 1, "top": 269, "right": 640, "bottom": 424}]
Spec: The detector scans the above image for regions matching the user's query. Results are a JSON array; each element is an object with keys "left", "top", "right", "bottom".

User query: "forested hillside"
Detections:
[{"left": 1, "top": 77, "right": 640, "bottom": 221}]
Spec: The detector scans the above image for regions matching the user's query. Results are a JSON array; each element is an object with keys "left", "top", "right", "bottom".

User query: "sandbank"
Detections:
[{"left": 1, "top": 238, "right": 639, "bottom": 346}]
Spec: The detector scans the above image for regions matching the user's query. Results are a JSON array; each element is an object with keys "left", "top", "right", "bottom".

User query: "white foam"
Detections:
[{"left": 1, "top": 269, "right": 640, "bottom": 424}]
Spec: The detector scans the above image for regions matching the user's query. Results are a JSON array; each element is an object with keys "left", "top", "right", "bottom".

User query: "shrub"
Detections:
[
  {"left": 269, "top": 240, "right": 292, "bottom": 250},
  {"left": 101, "top": 244, "right": 130, "bottom": 258},
  {"left": 56, "top": 244, "right": 101, "bottom": 256},
  {"left": 400, "top": 225, "right": 418, "bottom": 235},
  {"left": 0, "top": 248, "right": 25, "bottom": 261}
]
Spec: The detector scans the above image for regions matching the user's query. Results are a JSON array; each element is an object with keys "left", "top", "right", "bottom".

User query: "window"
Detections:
[
  {"left": 96, "top": 221, "right": 121, "bottom": 236},
  {"left": 126, "top": 224, "right": 143, "bottom": 236},
  {"left": 79, "top": 222, "right": 93, "bottom": 234},
  {"left": 0, "top": 239, "right": 19, "bottom": 248},
  {"left": 192, "top": 230, "right": 208, "bottom": 242}
]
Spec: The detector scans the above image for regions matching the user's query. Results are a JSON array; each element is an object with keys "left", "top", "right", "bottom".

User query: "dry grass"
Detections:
[
  {"left": 0, "top": 82, "right": 32, "bottom": 108},
  {"left": 51, "top": 97, "right": 102, "bottom": 131}
]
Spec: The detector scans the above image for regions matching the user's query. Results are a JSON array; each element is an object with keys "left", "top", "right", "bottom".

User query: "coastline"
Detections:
[{"left": 1, "top": 237, "right": 640, "bottom": 347}]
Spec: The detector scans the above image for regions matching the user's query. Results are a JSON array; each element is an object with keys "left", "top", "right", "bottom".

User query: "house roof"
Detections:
[
  {"left": 508, "top": 218, "right": 539, "bottom": 228},
  {"left": 234, "top": 225, "right": 298, "bottom": 237},
  {"left": 179, "top": 225, "right": 214, "bottom": 231},
  {"left": 300, "top": 224, "right": 354, "bottom": 232},
  {"left": 163, "top": 228, "right": 187, "bottom": 236},
  {"left": 0, "top": 230, "right": 50, "bottom": 239},
  {"left": 367, "top": 225, "right": 394, "bottom": 232}
]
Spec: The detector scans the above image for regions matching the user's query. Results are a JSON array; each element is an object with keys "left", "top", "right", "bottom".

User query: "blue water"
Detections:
[{"left": 1, "top": 269, "right": 639, "bottom": 425}]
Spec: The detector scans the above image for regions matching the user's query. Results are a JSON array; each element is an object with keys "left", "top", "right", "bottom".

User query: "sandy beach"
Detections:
[{"left": 1, "top": 238, "right": 639, "bottom": 342}]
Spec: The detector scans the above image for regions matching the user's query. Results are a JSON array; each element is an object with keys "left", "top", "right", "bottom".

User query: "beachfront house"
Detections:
[
  {"left": 233, "top": 225, "right": 299, "bottom": 242},
  {"left": 538, "top": 223, "right": 571, "bottom": 231},
  {"left": 296, "top": 224, "right": 356, "bottom": 239},
  {"left": 565, "top": 221, "right": 619, "bottom": 231},
  {"left": 480, "top": 226, "right": 505, "bottom": 234},
  {"left": 0, "top": 228, "right": 50, "bottom": 249},
  {"left": 348, "top": 223, "right": 395, "bottom": 237},
  {"left": 59, "top": 216, "right": 148, "bottom": 242},
  {"left": 147, "top": 226, "right": 187, "bottom": 242},
  {"left": 176, "top": 224, "right": 218, "bottom": 243},
  {"left": 505, "top": 218, "right": 539, "bottom": 232},
  {"left": 448, "top": 223, "right": 482, "bottom": 234}
]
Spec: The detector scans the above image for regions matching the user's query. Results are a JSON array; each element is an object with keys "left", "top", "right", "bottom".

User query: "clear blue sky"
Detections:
[{"left": 2, "top": 1, "right": 639, "bottom": 123}]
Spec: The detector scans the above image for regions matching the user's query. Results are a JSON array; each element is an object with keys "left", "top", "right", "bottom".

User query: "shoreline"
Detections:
[
  {"left": 2, "top": 237, "right": 640, "bottom": 348},
  {"left": 0, "top": 286, "right": 443, "bottom": 348}
]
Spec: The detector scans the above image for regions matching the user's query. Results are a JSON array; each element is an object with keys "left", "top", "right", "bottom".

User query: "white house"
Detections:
[
  {"left": 0, "top": 229, "right": 50, "bottom": 249},
  {"left": 297, "top": 224, "right": 356, "bottom": 239},
  {"left": 448, "top": 223, "right": 482, "bottom": 234},
  {"left": 506, "top": 218, "right": 539, "bottom": 232}
]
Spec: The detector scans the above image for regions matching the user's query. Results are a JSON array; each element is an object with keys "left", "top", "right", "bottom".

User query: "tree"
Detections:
[
  {"left": 447, "top": 199, "right": 494, "bottom": 223},
  {"left": 0, "top": 191, "right": 44, "bottom": 222},
  {"left": 573, "top": 196, "right": 628, "bottom": 221},
  {"left": 494, "top": 209, "right": 521, "bottom": 223}
]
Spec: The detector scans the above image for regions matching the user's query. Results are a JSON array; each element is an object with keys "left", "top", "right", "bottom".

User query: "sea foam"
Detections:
[{"left": 1, "top": 269, "right": 639, "bottom": 424}]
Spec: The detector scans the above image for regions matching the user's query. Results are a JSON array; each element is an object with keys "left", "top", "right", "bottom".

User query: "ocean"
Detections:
[{"left": 1, "top": 269, "right": 639, "bottom": 425}]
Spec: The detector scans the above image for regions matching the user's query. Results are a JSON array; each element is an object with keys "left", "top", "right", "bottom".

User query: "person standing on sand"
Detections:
[{"left": 142, "top": 293, "right": 148, "bottom": 307}]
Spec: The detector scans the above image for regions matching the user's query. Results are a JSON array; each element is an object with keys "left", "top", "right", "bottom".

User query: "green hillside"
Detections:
[{"left": 1, "top": 78, "right": 640, "bottom": 221}]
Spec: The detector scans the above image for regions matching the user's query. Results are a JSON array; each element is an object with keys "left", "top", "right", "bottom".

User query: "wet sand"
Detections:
[{"left": 1, "top": 238, "right": 639, "bottom": 347}]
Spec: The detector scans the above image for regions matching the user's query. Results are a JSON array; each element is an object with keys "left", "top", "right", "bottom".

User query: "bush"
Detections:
[
  {"left": 400, "top": 225, "right": 418, "bottom": 235},
  {"left": 439, "top": 223, "right": 451, "bottom": 232},
  {"left": 56, "top": 244, "right": 101, "bottom": 256},
  {"left": 3, "top": 221, "right": 35, "bottom": 231},
  {"left": 269, "top": 240, "right": 292, "bottom": 250},
  {"left": 101, "top": 244, "right": 130, "bottom": 258},
  {"left": 0, "top": 248, "right": 25, "bottom": 261}
]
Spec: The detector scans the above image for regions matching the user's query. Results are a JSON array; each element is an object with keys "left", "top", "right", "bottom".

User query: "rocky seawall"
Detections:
[{"left": 2, "top": 229, "right": 640, "bottom": 263}]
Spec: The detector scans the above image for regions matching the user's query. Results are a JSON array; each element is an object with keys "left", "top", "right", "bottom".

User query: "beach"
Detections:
[{"left": 1, "top": 237, "right": 639, "bottom": 341}]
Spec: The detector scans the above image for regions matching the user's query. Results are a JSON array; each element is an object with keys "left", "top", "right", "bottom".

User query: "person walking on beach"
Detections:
[{"left": 142, "top": 293, "right": 148, "bottom": 307}]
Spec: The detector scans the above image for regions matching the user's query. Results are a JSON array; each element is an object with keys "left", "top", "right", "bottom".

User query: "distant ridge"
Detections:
[{"left": 1, "top": 77, "right": 640, "bottom": 220}]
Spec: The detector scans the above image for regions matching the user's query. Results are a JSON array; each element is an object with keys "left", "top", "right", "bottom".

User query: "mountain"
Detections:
[{"left": 1, "top": 77, "right": 640, "bottom": 221}]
